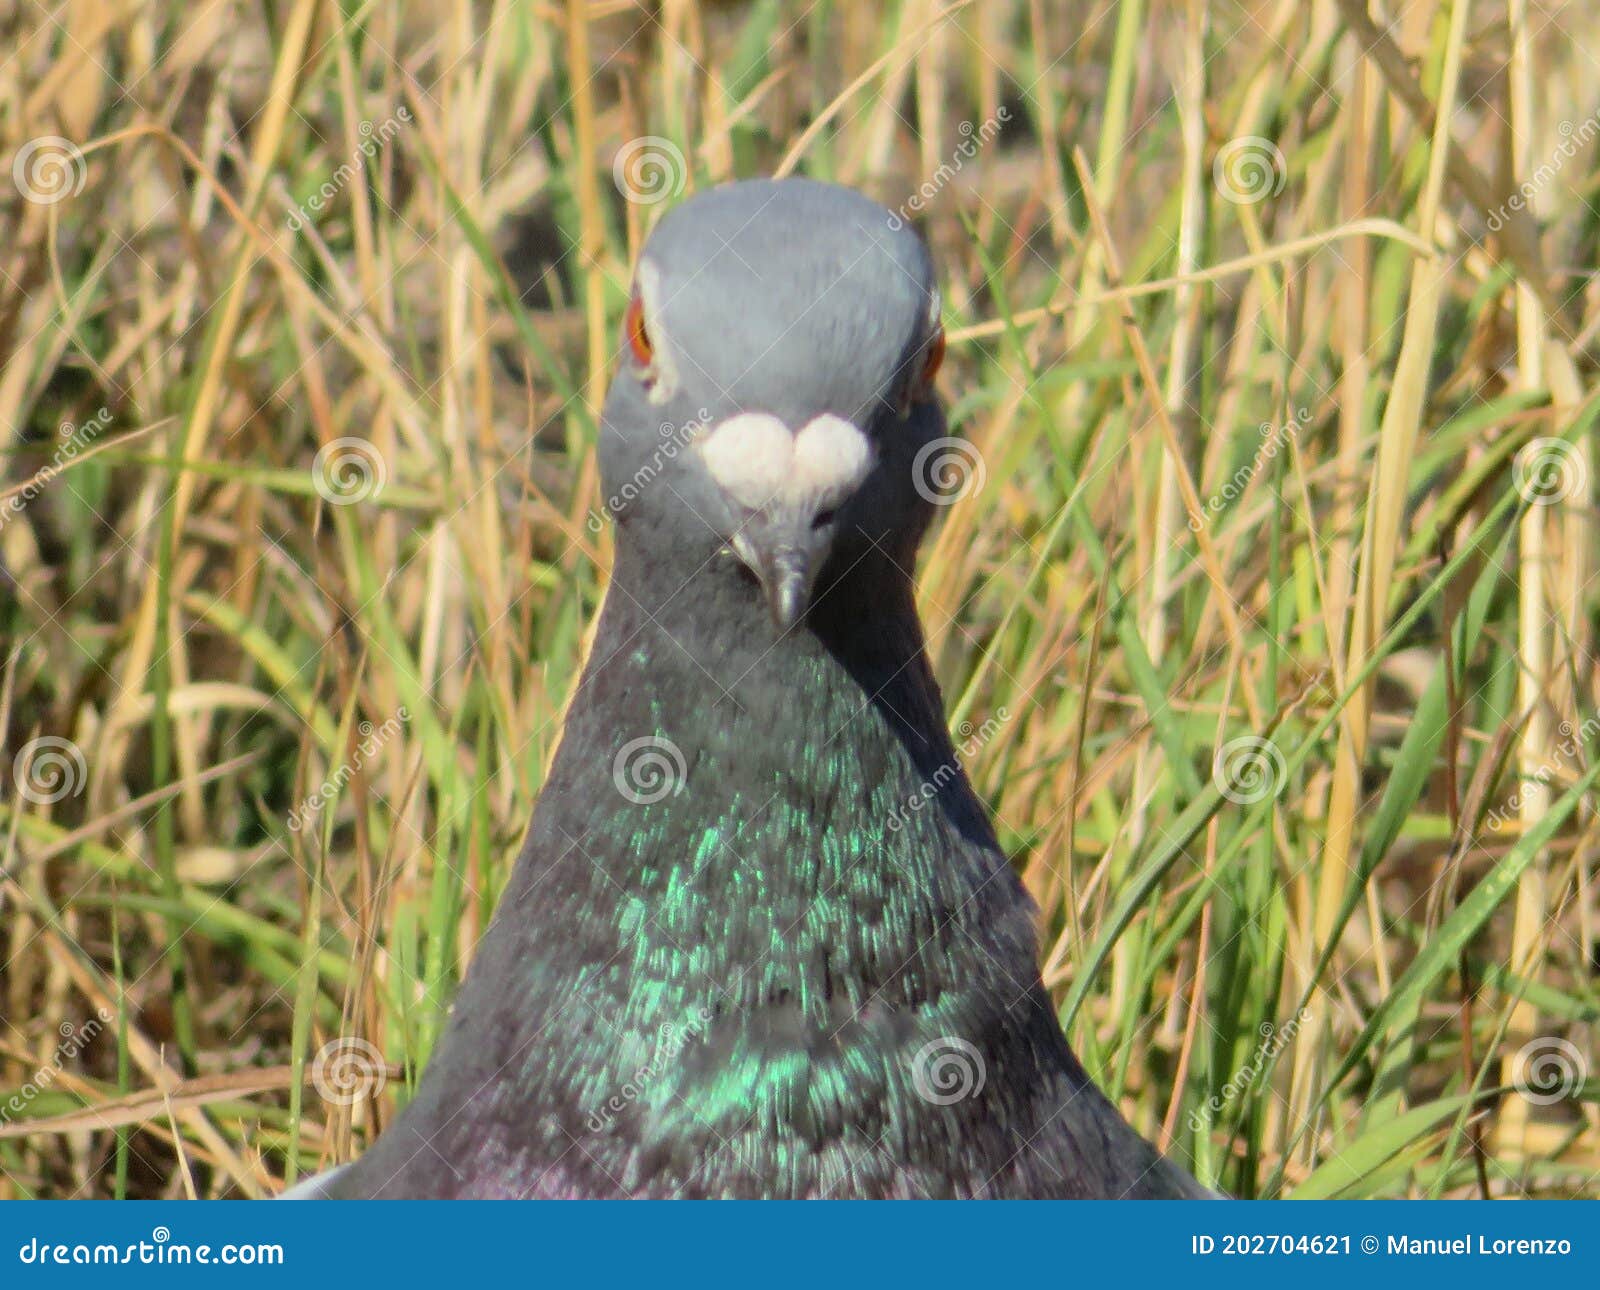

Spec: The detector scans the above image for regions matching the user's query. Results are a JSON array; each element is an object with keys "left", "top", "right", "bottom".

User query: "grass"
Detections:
[{"left": 1, "top": 0, "right": 1596, "bottom": 1199}]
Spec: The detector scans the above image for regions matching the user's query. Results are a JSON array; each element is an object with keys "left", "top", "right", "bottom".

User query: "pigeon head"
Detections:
[{"left": 598, "top": 177, "right": 947, "bottom": 629}]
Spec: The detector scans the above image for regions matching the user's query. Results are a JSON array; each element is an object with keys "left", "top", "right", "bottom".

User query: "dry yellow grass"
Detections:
[{"left": 1, "top": 0, "right": 1596, "bottom": 1198}]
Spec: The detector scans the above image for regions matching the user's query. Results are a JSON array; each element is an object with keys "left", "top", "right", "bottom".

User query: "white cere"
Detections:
[{"left": 696, "top": 413, "right": 874, "bottom": 516}]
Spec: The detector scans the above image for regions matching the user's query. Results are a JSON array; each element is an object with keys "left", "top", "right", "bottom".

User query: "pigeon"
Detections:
[{"left": 288, "top": 177, "right": 1214, "bottom": 1199}]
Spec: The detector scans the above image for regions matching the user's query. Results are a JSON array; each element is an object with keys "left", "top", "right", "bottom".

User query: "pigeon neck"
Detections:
[
  {"left": 509, "top": 529, "right": 1025, "bottom": 1003},
  {"left": 595, "top": 532, "right": 970, "bottom": 800},
  {"left": 369, "top": 529, "right": 1073, "bottom": 1197}
]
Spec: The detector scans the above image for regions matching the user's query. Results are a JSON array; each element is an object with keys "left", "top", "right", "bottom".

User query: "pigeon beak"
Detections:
[
  {"left": 698, "top": 412, "right": 874, "bottom": 633},
  {"left": 729, "top": 529, "right": 818, "bottom": 632},
  {"left": 757, "top": 544, "right": 813, "bottom": 632}
]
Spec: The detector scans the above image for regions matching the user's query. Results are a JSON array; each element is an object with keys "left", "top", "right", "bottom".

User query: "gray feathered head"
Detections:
[{"left": 599, "top": 177, "right": 947, "bottom": 629}]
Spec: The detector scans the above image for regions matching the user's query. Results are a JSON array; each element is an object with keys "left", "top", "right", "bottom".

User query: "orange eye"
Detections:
[
  {"left": 919, "top": 324, "right": 946, "bottom": 388},
  {"left": 625, "top": 293, "right": 654, "bottom": 366}
]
